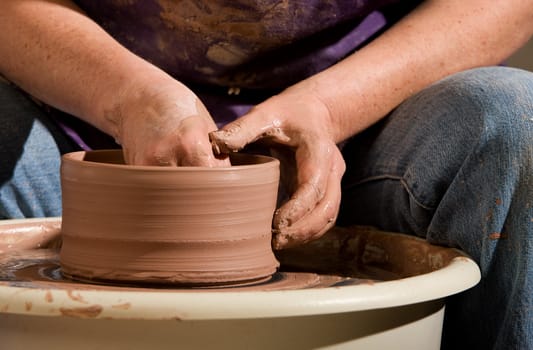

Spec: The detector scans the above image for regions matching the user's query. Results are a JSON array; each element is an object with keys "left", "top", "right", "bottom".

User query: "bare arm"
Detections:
[
  {"left": 210, "top": 0, "right": 533, "bottom": 247},
  {"left": 315, "top": 0, "right": 533, "bottom": 142},
  {"left": 0, "top": 0, "right": 228, "bottom": 166}
]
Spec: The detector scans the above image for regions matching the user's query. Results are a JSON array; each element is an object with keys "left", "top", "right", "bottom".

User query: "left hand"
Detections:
[{"left": 209, "top": 83, "right": 346, "bottom": 249}]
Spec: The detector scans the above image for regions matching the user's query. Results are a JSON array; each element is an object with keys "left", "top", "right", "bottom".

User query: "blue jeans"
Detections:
[
  {"left": 0, "top": 80, "right": 77, "bottom": 218},
  {"left": 338, "top": 66, "right": 533, "bottom": 349},
  {"left": 1, "top": 67, "right": 532, "bottom": 349}
]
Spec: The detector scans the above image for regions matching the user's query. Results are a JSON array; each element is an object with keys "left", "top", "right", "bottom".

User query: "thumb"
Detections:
[{"left": 209, "top": 110, "right": 290, "bottom": 155}]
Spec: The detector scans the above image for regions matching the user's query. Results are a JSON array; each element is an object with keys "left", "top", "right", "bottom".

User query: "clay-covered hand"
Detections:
[
  {"left": 111, "top": 79, "right": 229, "bottom": 167},
  {"left": 209, "top": 84, "right": 346, "bottom": 249}
]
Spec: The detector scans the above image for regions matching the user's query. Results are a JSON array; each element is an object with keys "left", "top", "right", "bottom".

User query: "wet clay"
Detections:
[
  {"left": 59, "top": 150, "right": 280, "bottom": 285},
  {"left": 277, "top": 226, "right": 466, "bottom": 281},
  {"left": 0, "top": 219, "right": 61, "bottom": 254}
]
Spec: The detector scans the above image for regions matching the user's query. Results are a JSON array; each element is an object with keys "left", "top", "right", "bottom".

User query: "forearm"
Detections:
[
  {"left": 0, "top": 0, "right": 173, "bottom": 139},
  {"left": 309, "top": 0, "right": 533, "bottom": 143}
]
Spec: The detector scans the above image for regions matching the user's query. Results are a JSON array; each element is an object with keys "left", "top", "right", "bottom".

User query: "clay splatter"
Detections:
[
  {"left": 489, "top": 232, "right": 508, "bottom": 240},
  {"left": 67, "top": 290, "right": 87, "bottom": 304},
  {"left": 59, "top": 305, "right": 103, "bottom": 318},
  {"left": 111, "top": 302, "right": 132, "bottom": 310}
]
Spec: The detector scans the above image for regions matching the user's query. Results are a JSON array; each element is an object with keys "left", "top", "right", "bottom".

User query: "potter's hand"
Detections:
[
  {"left": 209, "top": 85, "right": 345, "bottom": 249},
  {"left": 113, "top": 80, "right": 229, "bottom": 167}
]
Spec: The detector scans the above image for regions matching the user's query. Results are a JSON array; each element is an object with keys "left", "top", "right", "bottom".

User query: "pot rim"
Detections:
[{"left": 62, "top": 150, "right": 279, "bottom": 172}]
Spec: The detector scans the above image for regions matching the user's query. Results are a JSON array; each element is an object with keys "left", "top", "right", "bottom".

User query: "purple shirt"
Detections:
[{"left": 65, "top": 0, "right": 421, "bottom": 149}]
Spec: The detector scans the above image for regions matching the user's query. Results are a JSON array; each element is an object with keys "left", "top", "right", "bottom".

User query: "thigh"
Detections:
[
  {"left": 338, "top": 66, "right": 533, "bottom": 249},
  {"left": 337, "top": 66, "right": 533, "bottom": 349},
  {"left": 0, "top": 80, "right": 78, "bottom": 218}
]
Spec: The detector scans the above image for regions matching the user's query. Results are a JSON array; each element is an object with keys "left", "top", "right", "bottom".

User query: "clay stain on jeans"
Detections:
[{"left": 489, "top": 232, "right": 508, "bottom": 240}]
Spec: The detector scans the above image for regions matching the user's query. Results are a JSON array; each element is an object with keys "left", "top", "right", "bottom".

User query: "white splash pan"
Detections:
[{"left": 0, "top": 217, "right": 480, "bottom": 350}]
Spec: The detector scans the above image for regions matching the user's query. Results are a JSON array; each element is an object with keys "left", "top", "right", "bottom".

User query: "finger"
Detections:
[
  {"left": 209, "top": 108, "right": 291, "bottom": 154},
  {"left": 175, "top": 129, "right": 231, "bottom": 167},
  {"left": 273, "top": 152, "right": 345, "bottom": 249},
  {"left": 123, "top": 144, "right": 178, "bottom": 166},
  {"left": 178, "top": 137, "right": 231, "bottom": 167},
  {"left": 126, "top": 131, "right": 230, "bottom": 167},
  {"left": 174, "top": 116, "right": 231, "bottom": 167},
  {"left": 273, "top": 140, "right": 337, "bottom": 229}
]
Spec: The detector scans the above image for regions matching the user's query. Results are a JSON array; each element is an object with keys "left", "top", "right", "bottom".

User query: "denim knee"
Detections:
[
  {"left": 339, "top": 66, "right": 533, "bottom": 243},
  {"left": 441, "top": 66, "right": 533, "bottom": 181},
  {"left": 435, "top": 66, "right": 533, "bottom": 147},
  {"left": 417, "top": 67, "right": 533, "bottom": 236}
]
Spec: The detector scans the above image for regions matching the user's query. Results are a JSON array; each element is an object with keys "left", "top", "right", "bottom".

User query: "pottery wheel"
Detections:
[{"left": 0, "top": 218, "right": 481, "bottom": 322}]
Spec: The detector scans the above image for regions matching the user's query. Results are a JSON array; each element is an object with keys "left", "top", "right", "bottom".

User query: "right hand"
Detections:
[{"left": 110, "top": 78, "right": 230, "bottom": 167}]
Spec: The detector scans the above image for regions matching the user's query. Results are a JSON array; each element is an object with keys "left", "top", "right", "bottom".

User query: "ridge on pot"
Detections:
[{"left": 59, "top": 150, "right": 280, "bottom": 286}]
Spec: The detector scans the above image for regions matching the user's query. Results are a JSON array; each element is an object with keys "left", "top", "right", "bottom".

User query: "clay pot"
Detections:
[{"left": 59, "top": 150, "right": 280, "bottom": 286}]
